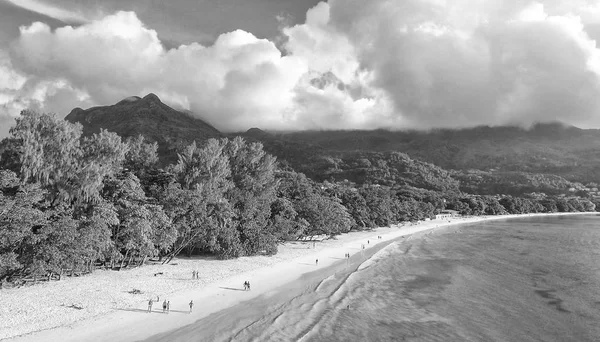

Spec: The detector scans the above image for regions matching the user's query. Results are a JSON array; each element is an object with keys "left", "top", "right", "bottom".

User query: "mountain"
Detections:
[
  {"left": 63, "top": 94, "right": 600, "bottom": 192},
  {"left": 65, "top": 94, "right": 222, "bottom": 164},
  {"left": 276, "top": 123, "right": 600, "bottom": 184}
]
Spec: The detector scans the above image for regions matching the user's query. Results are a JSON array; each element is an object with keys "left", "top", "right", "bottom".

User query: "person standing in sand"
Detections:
[
  {"left": 189, "top": 300, "right": 194, "bottom": 313},
  {"left": 162, "top": 300, "right": 167, "bottom": 313},
  {"left": 316, "top": 259, "right": 319, "bottom": 265},
  {"left": 148, "top": 299, "right": 153, "bottom": 313}
]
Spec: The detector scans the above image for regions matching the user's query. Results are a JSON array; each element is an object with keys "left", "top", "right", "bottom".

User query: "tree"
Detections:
[
  {"left": 224, "top": 137, "right": 278, "bottom": 256},
  {"left": 10, "top": 110, "right": 83, "bottom": 206},
  {"left": 162, "top": 139, "right": 233, "bottom": 260},
  {"left": 124, "top": 135, "right": 159, "bottom": 175},
  {"left": 9, "top": 110, "right": 127, "bottom": 208},
  {"left": 296, "top": 193, "right": 353, "bottom": 237},
  {"left": 360, "top": 185, "right": 394, "bottom": 227},
  {"left": 327, "top": 185, "right": 369, "bottom": 230},
  {"left": 266, "top": 197, "right": 308, "bottom": 242},
  {"left": 0, "top": 170, "right": 46, "bottom": 279},
  {"left": 103, "top": 172, "right": 175, "bottom": 266}
]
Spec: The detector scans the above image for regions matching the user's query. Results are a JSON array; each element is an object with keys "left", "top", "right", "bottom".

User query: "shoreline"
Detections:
[{"left": 2, "top": 212, "right": 595, "bottom": 342}]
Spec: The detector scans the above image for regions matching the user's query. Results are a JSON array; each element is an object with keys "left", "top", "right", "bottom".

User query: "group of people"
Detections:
[
  {"left": 146, "top": 297, "right": 171, "bottom": 314},
  {"left": 162, "top": 299, "right": 171, "bottom": 313},
  {"left": 191, "top": 270, "right": 199, "bottom": 279},
  {"left": 146, "top": 296, "right": 195, "bottom": 314},
  {"left": 243, "top": 281, "right": 251, "bottom": 291},
  {"left": 344, "top": 253, "right": 351, "bottom": 258}
]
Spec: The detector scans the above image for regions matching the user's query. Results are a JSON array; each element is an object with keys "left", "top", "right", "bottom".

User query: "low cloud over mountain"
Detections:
[{"left": 3, "top": 0, "right": 600, "bottom": 136}]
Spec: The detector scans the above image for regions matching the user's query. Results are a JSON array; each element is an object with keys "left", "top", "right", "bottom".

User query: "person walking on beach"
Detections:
[
  {"left": 247, "top": 281, "right": 251, "bottom": 291},
  {"left": 243, "top": 281, "right": 248, "bottom": 290},
  {"left": 192, "top": 270, "right": 196, "bottom": 279},
  {"left": 166, "top": 301, "right": 170, "bottom": 314},
  {"left": 316, "top": 259, "right": 319, "bottom": 266},
  {"left": 189, "top": 300, "right": 194, "bottom": 313},
  {"left": 148, "top": 299, "right": 153, "bottom": 313},
  {"left": 162, "top": 300, "right": 167, "bottom": 313}
]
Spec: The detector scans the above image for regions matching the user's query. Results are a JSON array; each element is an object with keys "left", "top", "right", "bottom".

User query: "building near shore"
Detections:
[{"left": 435, "top": 210, "right": 460, "bottom": 220}]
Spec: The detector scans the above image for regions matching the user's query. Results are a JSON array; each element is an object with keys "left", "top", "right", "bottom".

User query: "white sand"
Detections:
[{"left": 1, "top": 212, "right": 593, "bottom": 342}]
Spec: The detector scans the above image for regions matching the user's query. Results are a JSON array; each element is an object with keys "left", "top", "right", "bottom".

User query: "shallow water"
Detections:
[{"left": 148, "top": 215, "right": 600, "bottom": 342}]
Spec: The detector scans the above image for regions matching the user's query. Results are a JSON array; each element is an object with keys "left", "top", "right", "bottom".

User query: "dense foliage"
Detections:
[
  {"left": 280, "top": 123, "right": 600, "bottom": 184},
  {"left": 0, "top": 111, "right": 597, "bottom": 281}
]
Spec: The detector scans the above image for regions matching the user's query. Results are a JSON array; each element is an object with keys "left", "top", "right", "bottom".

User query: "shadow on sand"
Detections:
[
  {"left": 219, "top": 287, "right": 246, "bottom": 292},
  {"left": 298, "top": 262, "right": 317, "bottom": 266},
  {"left": 115, "top": 308, "right": 191, "bottom": 314}
]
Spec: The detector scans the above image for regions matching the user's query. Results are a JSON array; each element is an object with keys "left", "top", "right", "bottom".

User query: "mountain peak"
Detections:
[
  {"left": 246, "top": 127, "right": 265, "bottom": 134},
  {"left": 65, "top": 95, "right": 223, "bottom": 165},
  {"left": 244, "top": 127, "right": 274, "bottom": 140},
  {"left": 116, "top": 96, "right": 141, "bottom": 105},
  {"left": 142, "top": 93, "right": 161, "bottom": 103}
]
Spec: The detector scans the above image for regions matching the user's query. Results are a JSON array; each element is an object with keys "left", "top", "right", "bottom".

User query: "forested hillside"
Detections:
[
  {"left": 278, "top": 124, "right": 600, "bottom": 183},
  {"left": 2, "top": 98, "right": 599, "bottom": 282}
]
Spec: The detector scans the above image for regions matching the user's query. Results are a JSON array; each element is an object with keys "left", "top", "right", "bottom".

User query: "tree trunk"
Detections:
[
  {"left": 138, "top": 255, "right": 147, "bottom": 267},
  {"left": 126, "top": 253, "right": 134, "bottom": 267},
  {"left": 119, "top": 250, "right": 130, "bottom": 270},
  {"left": 163, "top": 230, "right": 204, "bottom": 264}
]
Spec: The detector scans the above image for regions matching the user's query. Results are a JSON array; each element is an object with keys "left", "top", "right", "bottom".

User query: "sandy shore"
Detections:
[{"left": 1, "top": 212, "right": 594, "bottom": 341}]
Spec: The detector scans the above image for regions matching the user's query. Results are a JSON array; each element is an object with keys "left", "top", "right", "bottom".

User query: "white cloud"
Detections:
[
  {"left": 7, "top": 12, "right": 311, "bottom": 131},
  {"left": 3, "top": 0, "right": 600, "bottom": 137},
  {"left": 317, "top": 0, "right": 600, "bottom": 128}
]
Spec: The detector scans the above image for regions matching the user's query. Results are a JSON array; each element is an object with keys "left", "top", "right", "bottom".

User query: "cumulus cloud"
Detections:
[
  {"left": 3, "top": 0, "right": 600, "bottom": 136},
  {"left": 7, "top": 12, "right": 311, "bottom": 131},
  {"left": 321, "top": 0, "right": 600, "bottom": 128}
]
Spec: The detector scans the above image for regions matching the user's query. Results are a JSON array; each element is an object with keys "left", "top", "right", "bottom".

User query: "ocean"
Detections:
[{"left": 148, "top": 215, "right": 600, "bottom": 342}]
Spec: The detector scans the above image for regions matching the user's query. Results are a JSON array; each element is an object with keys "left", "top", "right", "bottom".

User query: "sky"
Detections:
[{"left": 2, "top": 0, "right": 600, "bottom": 138}]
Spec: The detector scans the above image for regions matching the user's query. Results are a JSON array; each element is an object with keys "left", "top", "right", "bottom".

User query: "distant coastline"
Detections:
[{"left": 3, "top": 211, "right": 596, "bottom": 342}]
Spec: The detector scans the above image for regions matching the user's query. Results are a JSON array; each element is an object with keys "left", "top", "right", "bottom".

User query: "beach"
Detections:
[{"left": 1, "top": 213, "right": 592, "bottom": 342}]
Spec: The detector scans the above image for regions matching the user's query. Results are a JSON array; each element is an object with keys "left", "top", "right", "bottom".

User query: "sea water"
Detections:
[{"left": 149, "top": 215, "right": 600, "bottom": 342}]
